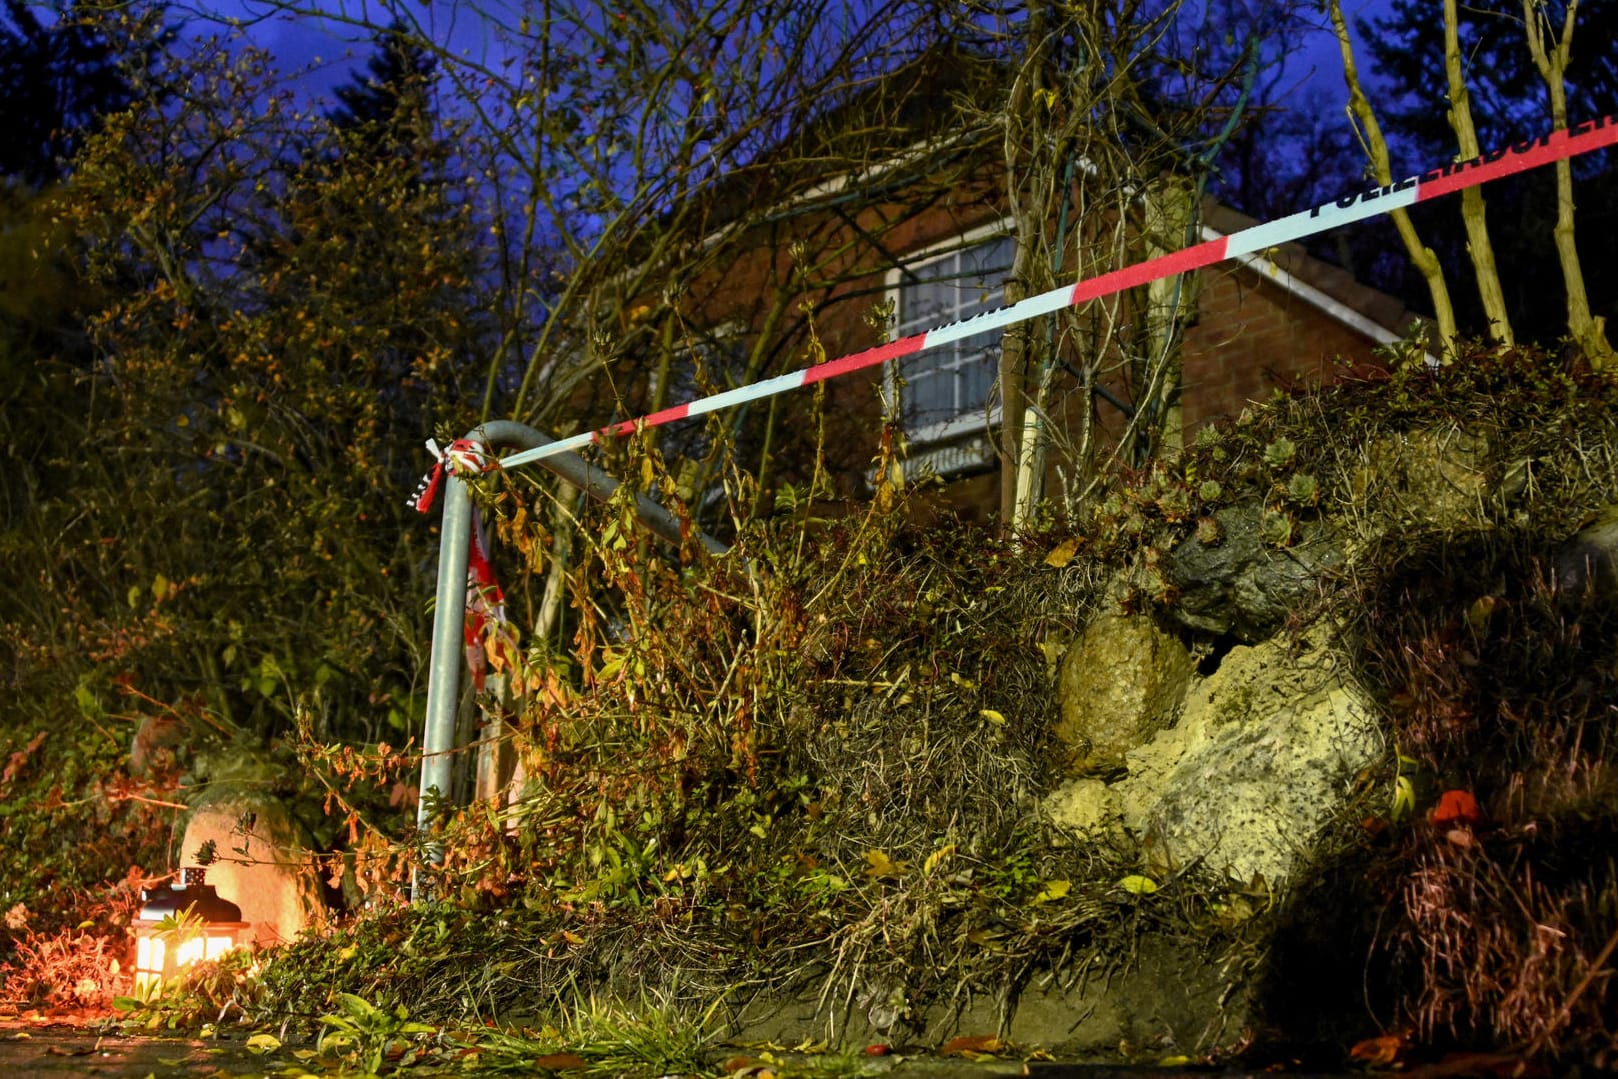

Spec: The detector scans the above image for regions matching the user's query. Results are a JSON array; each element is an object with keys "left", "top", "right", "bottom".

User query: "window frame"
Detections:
[{"left": 882, "top": 216, "right": 1016, "bottom": 447}]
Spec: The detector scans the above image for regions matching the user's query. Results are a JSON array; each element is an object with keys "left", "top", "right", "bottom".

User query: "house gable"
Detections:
[{"left": 1179, "top": 200, "right": 1427, "bottom": 431}]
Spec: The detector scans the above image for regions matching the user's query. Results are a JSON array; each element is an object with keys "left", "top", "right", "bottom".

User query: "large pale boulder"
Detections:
[
  {"left": 1114, "top": 629, "right": 1381, "bottom": 889},
  {"left": 180, "top": 790, "right": 324, "bottom": 948},
  {"left": 1056, "top": 612, "right": 1194, "bottom": 774}
]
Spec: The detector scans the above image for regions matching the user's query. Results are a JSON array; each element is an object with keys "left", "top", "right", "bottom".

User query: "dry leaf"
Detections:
[
  {"left": 1118, "top": 874, "right": 1158, "bottom": 895},
  {"left": 245, "top": 1033, "right": 282, "bottom": 1054},
  {"left": 941, "top": 1034, "right": 1003, "bottom": 1058},
  {"left": 1429, "top": 789, "right": 1482, "bottom": 826},
  {"left": 533, "top": 1051, "right": 589, "bottom": 1070},
  {"left": 1031, "top": 879, "right": 1070, "bottom": 903},
  {"left": 1349, "top": 1034, "right": 1406, "bottom": 1067},
  {"left": 1044, "top": 537, "right": 1081, "bottom": 567},
  {"left": 1465, "top": 594, "right": 1500, "bottom": 636},
  {"left": 862, "top": 849, "right": 910, "bottom": 879}
]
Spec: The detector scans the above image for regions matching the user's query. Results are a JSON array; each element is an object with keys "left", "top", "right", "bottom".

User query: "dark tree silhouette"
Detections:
[
  {"left": 0, "top": 0, "right": 164, "bottom": 186},
  {"left": 1358, "top": 0, "right": 1618, "bottom": 347},
  {"left": 326, "top": 19, "right": 437, "bottom": 145}
]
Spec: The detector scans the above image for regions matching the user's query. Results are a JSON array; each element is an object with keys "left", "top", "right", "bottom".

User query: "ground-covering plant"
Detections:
[
  {"left": 0, "top": 720, "right": 169, "bottom": 1010},
  {"left": 250, "top": 426, "right": 1225, "bottom": 1044},
  {"left": 14, "top": 343, "right": 1618, "bottom": 1074},
  {"left": 218, "top": 343, "right": 1616, "bottom": 1071}
]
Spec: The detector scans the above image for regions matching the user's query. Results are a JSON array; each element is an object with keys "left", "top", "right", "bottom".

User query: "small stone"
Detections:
[
  {"left": 1042, "top": 777, "right": 1126, "bottom": 845},
  {"left": 1167, "top": 505, "right": 1343, "bottom": 641},
  {"left": 181, "top": 792, "right": 325, "bottom": 948}
]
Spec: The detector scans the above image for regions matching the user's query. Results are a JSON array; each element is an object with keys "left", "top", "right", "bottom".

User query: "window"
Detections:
[{"left": 886, "top": 226, "right": 1015, "bottom": 444}]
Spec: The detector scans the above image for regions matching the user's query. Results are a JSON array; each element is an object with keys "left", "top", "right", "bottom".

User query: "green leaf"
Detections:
[
  {"left": 338, "top": 992, "right": 382, "bottom": 1021},
  {"left": 245, "top": 1033, "right": 281, "bottom": 1054},
  {"left": 1392, "top": 775, "right": 1417, "bottom": 822},
  {"left": 1031, "top": 879, "right": 1070, "bottom": 903},
  {"left": 73, "top": 681, "right": 100, "bottom": 719},
  {"left": 1118, "top": 874, "right": 1158, "bottom": 895}
]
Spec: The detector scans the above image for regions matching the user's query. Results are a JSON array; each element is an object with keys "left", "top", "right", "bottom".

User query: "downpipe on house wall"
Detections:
[{"left": 412, "top": 421, "right": 727, "bottom": 901}]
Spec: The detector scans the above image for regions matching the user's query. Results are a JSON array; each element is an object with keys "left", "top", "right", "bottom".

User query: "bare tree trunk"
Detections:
[
  {"left": 1329, "top": 0, "right": 1457, "bottom": 358},
  {"left": 997, "top": 4, "right": 1050, "bottom": 531},
  {"left": 534, "top": 484, "right": 575, "bottom": 653},
  {"left": 1443, "top": 0, "right": 1513, "bottom": 347},
  {"left": 1143, "top": 177, "right": 1193, "bottom": 459},
  {"left": 1521, "top": 0, "right": 1614, "bottom": 369},
  {"left": 998, "top": 242, "right": 1037, "bottom": 529}
]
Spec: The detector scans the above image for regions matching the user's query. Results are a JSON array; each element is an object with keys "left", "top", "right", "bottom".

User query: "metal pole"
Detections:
[
  {"left": 477, "top": 420, "right": 728, "bottom": 557},
  {"left": 411, "top": 422, "right": 726, "bottom": 901},
  {"left": 412, "top": 469, "right": 471, "bottom": 901}
]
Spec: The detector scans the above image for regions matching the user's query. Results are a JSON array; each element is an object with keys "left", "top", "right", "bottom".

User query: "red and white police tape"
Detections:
[{"left": 489, "top": 114, "right": 1617, "bottom": 474}]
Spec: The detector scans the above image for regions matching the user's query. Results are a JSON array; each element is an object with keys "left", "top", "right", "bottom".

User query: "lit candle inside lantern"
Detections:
[{"left": 130, "top": 867, "right": 251, "bottom": 998}]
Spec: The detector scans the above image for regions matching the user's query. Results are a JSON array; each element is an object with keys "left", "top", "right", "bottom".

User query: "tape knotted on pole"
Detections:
[{"left": 409, "top": 438, "right": 500, "bottom": 514}]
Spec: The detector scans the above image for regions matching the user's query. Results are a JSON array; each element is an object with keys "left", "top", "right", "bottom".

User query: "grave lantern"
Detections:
[{"left": 131, "top": 867, "right": 251, "bottom": 997}]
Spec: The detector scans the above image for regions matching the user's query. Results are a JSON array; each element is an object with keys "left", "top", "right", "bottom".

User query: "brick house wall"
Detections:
[
  {"left": 635, "top": 178, "right": 1422, "bottom": 524},
  {"left": 1179, "top": 201, "right": 1423, "bottom": 432}
]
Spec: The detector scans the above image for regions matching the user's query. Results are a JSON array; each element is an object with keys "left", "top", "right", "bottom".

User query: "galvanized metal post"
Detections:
[
  {"left": 412, "top": 467, "right": 471, "bottom": 901},
  {"left": 410, "top": 422, "right": 727, "bottom": 901}
]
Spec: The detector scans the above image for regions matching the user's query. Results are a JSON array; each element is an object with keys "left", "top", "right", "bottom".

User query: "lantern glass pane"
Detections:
[
  {"left": 133, "top": 931, "right": 168, "bottom": 997},
  {"left": 175, "top": 935, "right": 206, "bottom": 969},
  {"left": 135, "top": 934, "right": 161, "bottom": 973}
]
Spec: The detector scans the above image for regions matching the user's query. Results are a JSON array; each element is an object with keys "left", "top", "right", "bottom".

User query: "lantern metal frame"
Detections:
[{"left": 130, "top": 867, "right": 251, "bottom": 998}]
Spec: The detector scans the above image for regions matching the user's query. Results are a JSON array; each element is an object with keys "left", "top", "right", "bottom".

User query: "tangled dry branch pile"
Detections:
[
  {"left": 252, "top": 429, "right": 1229, "bottom": 1039},
  {"left": 239, "top": 346, "right": 1618, "bottom": 1065}
]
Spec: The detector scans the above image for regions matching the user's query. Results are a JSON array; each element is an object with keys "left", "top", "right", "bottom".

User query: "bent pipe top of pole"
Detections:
[
  {"left": 411, "top": 421, "right": 725, "bottom": 902},
  {"left": 474, "top": 420, "right": 728, "bottom": 558}
]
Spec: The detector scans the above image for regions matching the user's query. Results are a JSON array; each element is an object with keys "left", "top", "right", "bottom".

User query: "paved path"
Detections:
[
  {"left": 0, "top": 1022, "right": 279, "bottom": 1076},
  {"left": 0, "top": 1020, "right": 1407, "bottom": 1077}
]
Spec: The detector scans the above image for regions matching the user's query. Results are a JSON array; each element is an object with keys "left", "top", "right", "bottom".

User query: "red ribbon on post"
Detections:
[
  {"left": 409, "top": 438, "right": 496, "bottom": 514},
  {"left": 408, "top": 438, "right": 518, "bottom": 690}
]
